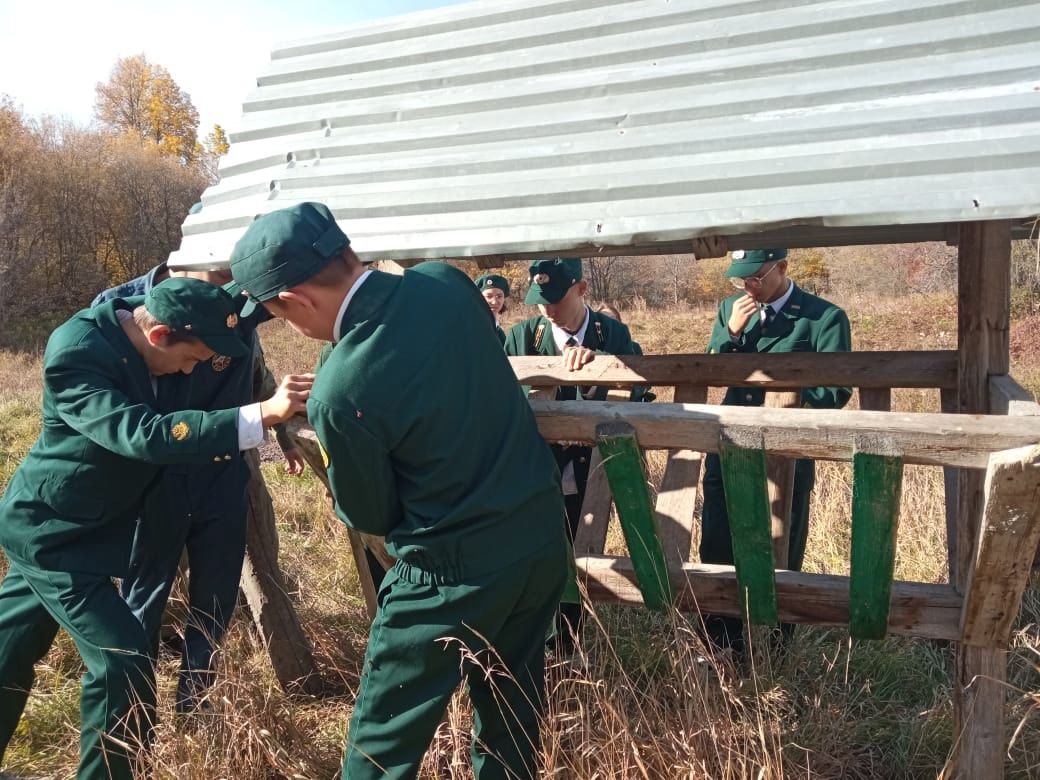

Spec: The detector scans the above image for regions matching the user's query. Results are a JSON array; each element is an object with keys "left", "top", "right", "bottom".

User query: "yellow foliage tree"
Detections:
[
  {"left": 94, "top": 54, "right": 200, "bottom": 164},
  {"left": 788, "top": 248, "right": 830, "bottom": 294}
]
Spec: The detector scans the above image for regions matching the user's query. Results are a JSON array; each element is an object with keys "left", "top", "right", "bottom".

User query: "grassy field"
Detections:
[{"left": 1, "top": 291, "right": 1039, "bottom": 778}]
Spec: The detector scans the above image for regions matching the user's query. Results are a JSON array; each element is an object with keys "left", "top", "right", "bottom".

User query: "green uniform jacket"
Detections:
[
  {"left": 308, "top": 265, "right": 564, "bottom": 579},
  {"left": 708, "top": 285, "right": 852, "bottom": 410},
  {"left": 0, "top": 299, "right": 241, "bottom": 577},
  {"left": 503, "top": 310, "right": 648, "bottom": 402}
]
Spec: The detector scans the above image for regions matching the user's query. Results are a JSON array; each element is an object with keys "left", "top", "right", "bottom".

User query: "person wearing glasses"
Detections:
[{"left": 700, "top": 249, "right": 852, "bottom": 656}]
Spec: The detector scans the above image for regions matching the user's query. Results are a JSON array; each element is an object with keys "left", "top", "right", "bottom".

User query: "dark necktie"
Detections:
[
  {"left": 565, "top": 335, "right": 579, "bottom": 348},
  {"left": 762, "top": 306, "right": 775, "bottom": 331}
]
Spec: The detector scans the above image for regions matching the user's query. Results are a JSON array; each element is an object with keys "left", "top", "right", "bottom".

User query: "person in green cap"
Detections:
[
  {"left": 92, "top": 254, "right": 305, "bottom": 715},
  {"left": 701, "top": 249, "right": 852, "bottom": 654},
  {"left": 473, "top": 273, "right": 510, "bottom": 344},
  {"left": 0, "top": 277, "right": 312, "bottom": 780},
  {"left": 228, "top": 202, "right": 568, "bottom": 780},
  {"left": 504, "top": 258, "right": 649, "bottom": 652}
]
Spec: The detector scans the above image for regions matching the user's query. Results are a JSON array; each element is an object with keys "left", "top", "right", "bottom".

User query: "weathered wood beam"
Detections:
[
  {"left": 764, "top": 391, "right": 799, "bottom": 568},
  {"left": 573, "top": 449, "right": 612, "bottom": 557},
  {"left": 575, "top": 556, "right": 962, "bottom": 641},
  {"left": 989, "top": 374, "right": 1040, "bottom": 417},
  {"left": 848, "top": 437, "right": 904, "bottom": 640},
  {"left": 530, "top": 401, "right": 1040, "bottom": 469},
  {"left": 959, "top": 445, "right": 1040, "bottom": 647},
  {"left": 954, "top": 219, "right": 1012, "bottom": 780},
  {"left": 653, "top": 385, "right": 707, "bottom": 567},
  {"left": 718, "top": 429, "right": 778, "bottom": 625},
  {"left": 510, "top": 351, "right": 957, "bottom": 389},
  {"left": 241, "top": 449, "right": 323, "bottom": 695}
]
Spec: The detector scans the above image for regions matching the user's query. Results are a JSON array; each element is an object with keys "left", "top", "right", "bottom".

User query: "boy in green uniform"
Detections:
[
  {"left": 701, "top": 249, "right": 852, "bottom": 652},
  {"left": 93, "top": 262, "right": 304, "bottom": 713},
  {"left": 504, "top": 258, "right": 649, "bottom": 649},
  {"left": 0, "top": 278, "right": 311, "bottom": 780},
  {"left": 229, "top": 202, "right": 568, "bottom": 780}
]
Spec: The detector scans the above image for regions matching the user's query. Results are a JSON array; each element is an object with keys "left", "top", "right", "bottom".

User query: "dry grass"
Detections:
[{"left": 1, "top": 293, "right": 1039, "bottom": 778}]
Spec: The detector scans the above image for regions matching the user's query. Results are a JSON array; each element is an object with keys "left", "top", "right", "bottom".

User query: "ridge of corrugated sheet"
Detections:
[{"left": 170, "top": 0, "right": 1040, "bottom": 267}]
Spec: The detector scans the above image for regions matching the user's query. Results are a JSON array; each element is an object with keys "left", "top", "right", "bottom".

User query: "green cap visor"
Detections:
[{"left": 475, "top": 274, "right": 510, "bottom": 297}]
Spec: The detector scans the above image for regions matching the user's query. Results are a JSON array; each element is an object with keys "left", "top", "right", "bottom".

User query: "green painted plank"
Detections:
[
  {"left": 595, "top": 422, "right": 673, "bottom": 611},
  {"left": 718, "top": 430, "right": 778, "bottom": 626},
  {"left": 849, "top": 439, "right": 904, "bottom": 640}
]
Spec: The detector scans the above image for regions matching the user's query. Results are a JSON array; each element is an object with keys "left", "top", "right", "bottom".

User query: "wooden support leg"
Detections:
[
  {"left": 764, "top": 391, "right": 800, "bottom": 568},
  {"left": 953, "top": 219, "right": 1012, "bottom": 779},
  {"left": 240, "top": 449, "right": 323, "bottom": 696},
  {"left": 654, "top": 385, "right": 707, "bottom": 567},
  {"left": 595, "top": 422, "right": 672, "bottom": 610}
]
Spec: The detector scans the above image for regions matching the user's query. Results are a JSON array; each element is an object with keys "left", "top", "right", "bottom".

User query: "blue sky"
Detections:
[{"left": 0, "top": 0, "right": 468, "bottom": 132}]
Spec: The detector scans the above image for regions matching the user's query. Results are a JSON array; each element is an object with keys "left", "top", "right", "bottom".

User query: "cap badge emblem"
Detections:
[
  {"left": 732, "top": 250, "right": 746, "bottom": 260},
  {"left": 533, "top": 273, "right": 550, "bottom": 285},
  {"left": 171, "top": 421, "right": 191, "bottom": 441},
  {"left": 226, "top": 313, "right": 239, "bottom": 329},
  {"left": 211, "top": 355, "right": 232, "bottom": 372},
  {"left": 485, "top": 279, "right": 494, "bottom": 287}
]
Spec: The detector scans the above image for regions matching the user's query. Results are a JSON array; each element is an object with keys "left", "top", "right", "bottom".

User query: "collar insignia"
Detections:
[
  {"left": 211, "top": 355, "right": 232, "bottom": 372},
  {"left": 226, "top": 313, "right": 239, "bottom": 329}
]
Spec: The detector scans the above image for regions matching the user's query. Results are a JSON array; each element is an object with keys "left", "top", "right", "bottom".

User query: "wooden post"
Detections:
[
  {"left": 573, "top": 449, "right": 611, "bottom": 556},
  {"left": 653, "top": 384, "right": 707, "bottom": 566},
  {"left": 595, "top": 422, "right": 672, "bottom": 610},
  {"left": 240, "top": 449, "right": 323, "bottom": 696},
  {"left": 941, "top": 387, "right": 960, "bottom": 584},
  {"left": 952, "top": 219, "right": 1012, "bottom": 780},
  {"left": 717, "top": 428, "right": 778, "bottom": 626},
  {"left": 764, "top": 391, "right": 799, "bottom": 568},
  {"left": 959, "top": 445, "right": 1040, "bottom": 646}
]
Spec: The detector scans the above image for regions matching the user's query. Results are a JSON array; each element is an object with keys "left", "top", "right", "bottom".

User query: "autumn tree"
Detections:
[
  {"left": 788, "top": 248, "right": 830, "bottom": 294},
  {"left": 94, "top": 54, "right": 200, "bottom": 164},
  {"left": 199, "top": 123, "right": 230, "bottom": 181}
]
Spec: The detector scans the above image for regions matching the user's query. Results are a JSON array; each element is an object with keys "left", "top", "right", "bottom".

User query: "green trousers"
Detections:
[
  {"left": 0, "top": 559, "right": 154, "bottom": 780},
  {"left": 342, "top": 536, "right": 568, "bottom": 780}
]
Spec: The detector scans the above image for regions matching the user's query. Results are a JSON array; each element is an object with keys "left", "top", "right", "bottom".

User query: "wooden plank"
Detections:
[
  {"left": 575, "top": 556, "right": 963, "bottom": 641},
  {"left": 527, "top": 386, "right": 559, "bottom": 401},
  {"left": 941, "top": 387, "right": 960, "bottom": 584},
  {"left": 240, "top": 449, "right": 323, "bottom": 695},
  {"left": 510, "top": 351, "right": 957, "bottom": 389},
  {"left": 653, "top": 384, "right": 706, "bottom": 567},
  {"left": 573, "top": 448, "right": 611, "bottom": 556},
  {"left": 717, "top": 429, "right": 778, "bottom": 626},
  {"left": 960, "top": 444, "right": 1040, "bottom": 646},
  {"left": 595, "top": 422, "right": 672, "bottom": 611},
  {"left": 529, "top": 400, "right": 1040, "bottom": 469},
  {"left": 954, "top": 219, "right": 1012, "bottom": 780},
  {"left": 989, "top": 374, "right": 1040, "bottom": 417},
  {"left": 859, "top": 387, "right": 892, "bottom": 412},
  {"left": 848, "top": 436, "right": 904, "bottom": 640},
  {"left": 764, "top": 391, "right": 799, "bottom": 568}
]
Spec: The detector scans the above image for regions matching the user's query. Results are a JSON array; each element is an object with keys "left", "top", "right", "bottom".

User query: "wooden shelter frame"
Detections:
[{"left": 270, "top": 218, "right": 1040, "bottom": 779}]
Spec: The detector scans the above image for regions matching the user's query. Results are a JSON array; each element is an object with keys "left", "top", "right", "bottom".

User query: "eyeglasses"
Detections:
[{"left": 730, "top": 262, "right": 780, "bottom": 290}]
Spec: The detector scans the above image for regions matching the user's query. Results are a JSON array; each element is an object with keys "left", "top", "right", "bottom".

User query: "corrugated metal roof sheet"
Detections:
[{"left": 170, "top": 0, "right": 1040, "bottom": 268}]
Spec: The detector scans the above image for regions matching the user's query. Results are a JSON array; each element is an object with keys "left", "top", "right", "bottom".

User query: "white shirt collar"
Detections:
[
  {"left": 550, "top": 306, "right": 590, "bottom": 353},
  {"left": 764, "top": 280, "right": 795, "bottom": 316},
  {"left": 333, "top": 269, "right": 373, "bottom": 343}
]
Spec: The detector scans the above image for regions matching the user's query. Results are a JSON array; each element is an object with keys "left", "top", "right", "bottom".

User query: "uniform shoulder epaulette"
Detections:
[{"left": 594, "top": 318, "right": 605, "bottom": 347}]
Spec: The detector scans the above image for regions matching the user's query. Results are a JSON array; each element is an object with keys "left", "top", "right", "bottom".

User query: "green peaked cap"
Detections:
[
  {"left": 229, "top": 202, "right": 350, "bottom": 317},
  {"left": 474, "top": 274, "right": 510, "bottom": 297},
  {"left": 725, "top": 248, "right": 788, "bottom": 278},
  {"left": 144, "top": 277, "right": 250, "bottom": 357},
  {"left": 524, "top": 257, "right": 582, "bottom": 305}
]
